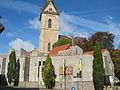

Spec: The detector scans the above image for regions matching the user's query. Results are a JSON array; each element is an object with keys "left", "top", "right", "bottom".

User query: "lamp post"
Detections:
[
  {"left": 63, "top": 55, "right": 66, "bottom": 90},
  {"left": 68, "top": 36, "right": 77, "bottom": 46},
  {"left": 67, "top": 35, "right": 77, "bottom": 89}
]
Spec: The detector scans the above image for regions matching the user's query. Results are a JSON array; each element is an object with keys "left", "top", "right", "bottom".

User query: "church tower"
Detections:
[{"left": 39, "top": 0, "right": 60, "bottom": 54}]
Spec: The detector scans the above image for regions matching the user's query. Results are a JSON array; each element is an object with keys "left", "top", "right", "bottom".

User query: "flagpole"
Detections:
[
  {"left": 81, "top": 57, "right": 83, "bottom": 90},
  {"left": 64, "top": 55, "right": 66, "bottom": 90},
  {"left": 78, "top": 56, "right": 83, "bottom": 90},
  {"left": 62, "top": 54, "right": 66, "bottom": 90}
]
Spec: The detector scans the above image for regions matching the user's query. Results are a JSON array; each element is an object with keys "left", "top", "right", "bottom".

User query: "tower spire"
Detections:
[{"left": 46, "top": 0, "right": 54, "bottom": 4}]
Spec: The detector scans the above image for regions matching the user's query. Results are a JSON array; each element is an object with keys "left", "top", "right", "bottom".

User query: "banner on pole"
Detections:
[{"left": 78, "top": 56, "right": 82, "bottom": 72}]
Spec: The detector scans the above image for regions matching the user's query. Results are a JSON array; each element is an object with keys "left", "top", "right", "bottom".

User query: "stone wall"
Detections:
[{"left": 26, "top": 54, "right": 94, "bottom": 89}]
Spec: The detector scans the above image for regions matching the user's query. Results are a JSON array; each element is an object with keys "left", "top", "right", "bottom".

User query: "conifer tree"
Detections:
[
  {"left": 7, "top": 51, "right": 16, "bottom": 85},
  {"left": 93, "top": 41, "right": 105, "bottom": 90},
  {"left": 42, "top": 55, "right": 56, "bottom": 89}
]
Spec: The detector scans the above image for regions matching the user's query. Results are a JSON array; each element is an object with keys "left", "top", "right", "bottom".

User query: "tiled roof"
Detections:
[
  {"left": 84, "top": 49, "right": 108, "bottom": 55},
  {"left": 48, "top": 44, "right": 72, "bottom": 55},
  {"left": 101, "top": 49, "right": 108, "bottom": 52},
  {"left": 27, "top": 51, "right": 32, "bottom": 56}
]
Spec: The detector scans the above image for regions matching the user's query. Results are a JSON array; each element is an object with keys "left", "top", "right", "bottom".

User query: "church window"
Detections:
[
  {"left": 49, "top": 8, "right": 52, "bottom": 11},
  {"left": 43, "top": 61, "right": 45, "bottom": 66},
  {"left": 39, "top": 61, "right": 41, "bottom": 66},
  {"left": 48, "top": 43, "right": 51, "bottom": 52},
  {"left": 48, "top": 19, "right": 52, "bottom": 28}
]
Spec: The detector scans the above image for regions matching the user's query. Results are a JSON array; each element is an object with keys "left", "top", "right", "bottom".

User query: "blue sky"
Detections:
[{"left": 0, "top": 0, "right": 120, "bottom": 53}]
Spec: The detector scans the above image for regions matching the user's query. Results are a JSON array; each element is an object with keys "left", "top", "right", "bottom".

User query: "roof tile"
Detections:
[{"left": 48, "top": 44, "right": 72, "bottom": 55}]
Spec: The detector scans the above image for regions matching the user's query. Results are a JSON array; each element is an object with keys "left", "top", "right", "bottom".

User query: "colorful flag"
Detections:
[
  {"left": 62, "top": 59, "right": 65, "bottom": 72},
  {"left": 78, "top": 56, "right": 82, "bottom": 72},
  {"left": 61, "top": 56, "right": 65, "bottom": 73}
]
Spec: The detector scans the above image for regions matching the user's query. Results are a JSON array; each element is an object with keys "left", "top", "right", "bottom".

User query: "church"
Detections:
[{"left": 0, "top": 0, "right": 115, "bottom": 89}]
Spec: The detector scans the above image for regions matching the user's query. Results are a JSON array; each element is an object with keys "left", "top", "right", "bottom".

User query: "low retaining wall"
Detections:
[{"left": 18, "top": 81, "right": 94, "bottom": 90}]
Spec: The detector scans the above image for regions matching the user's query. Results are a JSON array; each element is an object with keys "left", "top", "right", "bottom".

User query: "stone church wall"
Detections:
[
  {"left": 0, "top": 50, "right": 114, "bottom": 90},
  {"left": 24, "top": 54, "right": 94, "bottom": 89}
]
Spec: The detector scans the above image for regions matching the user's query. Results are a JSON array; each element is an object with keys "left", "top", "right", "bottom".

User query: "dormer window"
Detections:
[
  {"left": 49, "top": 8, "right": 52, "bottom": 11},
  {"left": 48, "top": 19, "right": 52, "bottom": 28}
]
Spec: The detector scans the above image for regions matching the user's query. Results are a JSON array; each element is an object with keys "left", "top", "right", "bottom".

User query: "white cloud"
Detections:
[
  {"left": 6, "top": 33, "right": 14, "bottom": 37},
  {"left": 59, "top": 12, "right": 91, "bottom": 38},
  {"left": 9, "top": 38, "right": 35, "bottom": 51},
  {"left": 105, "top": 16, "right": 120, "bottom": 36},
  {"left": 106, "top": 16, "right": 113, "bottom": 24},
  {"left": 60, "top": 12, "right": 108, "bottom": 32},
  {"left": 28, "top": 16, "right": 40, "bottom": 30},
  {"left": 0, "top": 0, "right": 39, "bottom": 14},
  {"left": 60, "top": 12, "right": 120, "bottom": 38},
  {"left": 6, "top": 32, "right": 18, "bottom": 37}
]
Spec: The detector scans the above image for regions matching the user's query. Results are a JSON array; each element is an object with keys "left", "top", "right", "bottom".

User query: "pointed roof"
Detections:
[
  {"left": 41, "top": 0, "right": 59, "bottom": 13},
  {"left": 46, "top": 0, "right": 54, "bottom": 4},
  {"left": 40, "top": 1, "right": 60, "bottom": 21},
  {"left": 48, "top": 44, "right": 72, "bottom": 55}
]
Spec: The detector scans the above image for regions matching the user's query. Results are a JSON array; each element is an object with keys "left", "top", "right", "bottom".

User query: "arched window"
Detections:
[
  {"left": 48, "top": 19, "right": 52, "bottom": 28},
  {"left": 48, "top": 43, "right": 51, "bottom": 52}
]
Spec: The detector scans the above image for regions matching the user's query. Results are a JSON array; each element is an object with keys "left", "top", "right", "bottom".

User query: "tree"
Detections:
[
  {"left": 7, "top": 51, "right": 16, "bottom": 85},
  {"left": 90, "top": 32, "right": 115, "bottom": 52},
  {"left": 53, "top": 37, "right": 71, "bottom": 48},
  {"left": 42, "top": 55, "right": 56, "bottom": 89},
  {"left": 77, "top": 32, "right": 115, "bottom": 52},
  {"left": 111, "top": 50, "right": 120, "bottom": 80},
  {"left": 76, "top": 38, "right": 93, "bottom": 52},
  {"left": 93, "top": 41, "right": 105, "bottom": 90},
  {"left": 14, "top": 59, "right": 20, "bottom": 86}
]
